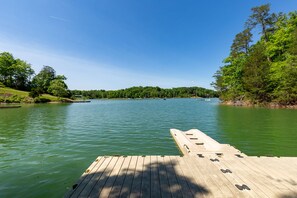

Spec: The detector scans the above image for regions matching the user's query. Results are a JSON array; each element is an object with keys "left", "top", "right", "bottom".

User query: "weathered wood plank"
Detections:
[
  {"left": 175, "top": 156, "right": 209, "bottom": 198},
  {"left": 237, "top": 156, "right": 295, "bottom": 192},
  {"left": 257, "top": 157, "right": 297, "bottom": 176},
  {"left": 216, "top": 156, "right": 271, "bottom": 197},
  {"left": 150, "top": 155, "right": 161, "bottom": 198},
  {"left": 140, "top": 156, "right": 151, "bottom": 198},
  {"left": 88, "top": 157, "right": 119, "bottom": 198},
  {"left": 203, "top": 155, "right": 257, "bottom": 198},
  {"left": 183, "top": 155, "right": 222, "bottom": 197},
  {"left": 169, "top": 156, "right": 194, "bottom": 198},
  {"left": 67, "top": 157, "right": 104, "bottom": 197},
  {"left": 118, "top": 156, "right": 137, "bottom": 197},
  {"left": 157, "top": 156, "right": 171, "bottom": 198},
  {"left": 130, "top": 156, "right": 144, "bottom": 198},
  {"left": 232, "top": 156, "right": 286, "bottom": 195},
  {"left": 76, "top": 156, "right": 112, "bottom": 197},
  {"left": 193, "top": 157, "right": 230, "bottom": 197},
  {"left": 108, "top": 156, "right": 132, "bottom": 198},
  {"left": 99, "top": 156, "right": 125, "bottom": 197},
  {"left": 163, "top": 156, "right": 182, "bottom": 198},
  {"left": 66, "top": 157, "right": 103, "bottom": 198},
  {"left": 192, "top": 155, "right": 244, "bottom": 197}
]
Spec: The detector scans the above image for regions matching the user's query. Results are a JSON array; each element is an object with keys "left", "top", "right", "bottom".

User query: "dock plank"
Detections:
[
  {"left": 247, "top": 157, "right": 297, "bottom": 192},
  {"left": 140, "top": 156, "right": 151, "bottom": 198},
  {"left": 66, "top": 129, "right": 297, "bottom": 198},
  {"left": 88, "top": 157, "right": 119, "bottom": 198},
  {"left": 77, "top": 156, "right": 112, "bottom": 197},
  {"left": 169, "top": 156, "right": 194, "bottom": 198},
  {"left": 175, "top": 156, "right": 209, "bottom": 198},
  {"left": 118, "top": 156, "right": 138, "bottom": 197},
  {"left": 130, "top": 156, "right": 144, "bottom": 198},
  {"left": 230, "top": 156, "right": 289, "bottom": 195},
  {"left": 66, "top": 157, "right": 103, "bottom": 198},
  {"left": 237, "top": 156, "right": 294, "bottom": 192},
  {"left": 150, "top": 155, "right": 161, "bottom": 198},
  {"left": 192, "top": 155, "right": 244, "bottom": 197},
  {"left": 108, "top": 156, "right": 132, "bottom": 198},
  {"left": 99, "top": 156, "right": 125, "bottom": 197},
  {"left": 163, "top": 156, "right": 182, "bottom": 198},
  {"left": 157, "top": 156, "right": 171, "bottom": 198},
  {"left": 182, "top": 155, "right": 222, "bottom": 197},
  {"left": 212, "top": 154, "right": 272, "bottom": 197},
  {"left": 203, "top": 157, "right": 256, "bottom": 198}
]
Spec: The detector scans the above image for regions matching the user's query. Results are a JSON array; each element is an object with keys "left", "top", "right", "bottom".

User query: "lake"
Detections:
[{"left": 0, "top": 98, "right": 296, "bottom": 197}]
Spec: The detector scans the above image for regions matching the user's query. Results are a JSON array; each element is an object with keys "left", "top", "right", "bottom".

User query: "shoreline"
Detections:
[
  {"left": 0, "top": 99, "right": 90, "bottom": 105},
  {"left": 221, "top": 100, "right": 297, "bottom": 109},
  {"left": 0, "top": 97, "right": 209, "bottom": 104}
]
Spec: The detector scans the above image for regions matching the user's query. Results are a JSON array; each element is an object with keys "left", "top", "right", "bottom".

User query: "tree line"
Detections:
[
  {"left": 0, "top": 52, "right": 70, "bottom": 98},
  {"left": 0, "top": 51, "right": 217, "bottom": 101},
  {"left": 212, "top": 4, "right": 297, "bottom": 106},
  {"left": 71, "top": 86, "right": 218, "bottom": 99}
]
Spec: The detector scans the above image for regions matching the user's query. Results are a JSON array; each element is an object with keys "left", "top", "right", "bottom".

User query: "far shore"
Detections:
[{"left": 0, "top": 97, "right": 213, "bottom": 105}]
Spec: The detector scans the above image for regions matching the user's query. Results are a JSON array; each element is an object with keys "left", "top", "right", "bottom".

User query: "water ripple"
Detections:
[{"left": 0, "top": 99, "right": 297, "bottom": 197}]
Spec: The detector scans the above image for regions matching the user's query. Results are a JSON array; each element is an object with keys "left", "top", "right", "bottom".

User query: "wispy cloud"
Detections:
[{"left": 49, "top": 15, "right": 69, "bottom": 23}]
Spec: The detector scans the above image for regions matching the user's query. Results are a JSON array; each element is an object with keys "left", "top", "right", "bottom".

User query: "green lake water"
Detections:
[{"left": 0, "top": 98, "right": 296, "bottom": 197}]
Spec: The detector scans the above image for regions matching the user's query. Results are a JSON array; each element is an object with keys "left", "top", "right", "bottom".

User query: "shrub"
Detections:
[
  {"left": 34, "top": 97, "right": 51, "bottom": 103},
  {"left": 29, "top": 88, "right": 41, "bottom": 98}
]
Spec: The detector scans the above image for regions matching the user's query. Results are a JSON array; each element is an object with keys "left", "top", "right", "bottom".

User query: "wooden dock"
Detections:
[{"left": 65, "top": 129, "right": 297, "bottom": 198}]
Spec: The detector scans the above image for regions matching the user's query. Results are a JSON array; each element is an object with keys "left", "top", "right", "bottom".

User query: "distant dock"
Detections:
[
  {"left": 70, "top": 95, "right": 91, "bottom": 103},
  {"left": 65, "top": 129, "right": 297, "bottom": 197},
  {"left": 71, "top": 100, "right": 91, "bottom": 103}
]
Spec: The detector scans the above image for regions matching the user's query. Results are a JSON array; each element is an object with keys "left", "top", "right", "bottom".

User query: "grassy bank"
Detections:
[{"left": 0, "top": 87, "right": 63, "bottom": 103}]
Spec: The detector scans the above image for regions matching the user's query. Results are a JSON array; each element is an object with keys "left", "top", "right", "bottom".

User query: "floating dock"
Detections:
[
  {"left": 65, "top": 129, "right": 297, "bottom": 198},
  {"left": 71, "top": 100, "right": 91, "bottom": 103}
]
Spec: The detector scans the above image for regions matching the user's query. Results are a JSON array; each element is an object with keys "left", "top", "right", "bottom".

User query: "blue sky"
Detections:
[{"left": 0, "top": 0, "right": 296, "bottom": 90}]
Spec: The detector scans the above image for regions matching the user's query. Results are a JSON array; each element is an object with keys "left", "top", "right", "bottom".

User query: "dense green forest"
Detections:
[
  {"left": 213, "top": 4, "right": 297, "bottom": 106},
  {"left": 0, "top": 52, "right": 70, "bottom": 102},
  {"left": 1, "top": 51, "right": 217, "bottom": 102},
  {"left": 71, "top": 86, "right": 218, "bottom": 99}
]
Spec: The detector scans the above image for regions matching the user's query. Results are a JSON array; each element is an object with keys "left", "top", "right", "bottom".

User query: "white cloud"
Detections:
[
  {"left": 0, "top": 38, "right": 205, "bottom": 90},
  {"left": 49, "top": 16, "right": 69, "bottom": 23}
]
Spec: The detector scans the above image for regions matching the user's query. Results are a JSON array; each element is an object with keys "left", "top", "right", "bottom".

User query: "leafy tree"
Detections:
[
  {"left": 0, "top": 51, "right": 70, "bottom": 101},
  {"left": 243, "top": 43, "right": 271, "bottom": 102},
  {"left": 213, "top": 6, "right": 297, "bottom": 106},
  {"left": 246, "top": 4, "right": 276, "bottom": 42},
  {"left": 70, "top": 86, "right": 218, "bottom": 99},
  {"left": 11, "top": 59, "right": 34, "bottom": 90},
  {"left": 0, "top": 52, "right": 15, "bottom": 87},
  {"left": 266, "top": 12, "right": 297, "bottom": 61},
  {"left": 220, "top": 56, "right": 246, "bottom": 101},
  {"left": 289, "top": 21, "right": 297, "bottom": 55},
  {"left": 29, "top": 87, "right": 43, "bottom": 98},
  {"left": 272, "top": 26, "right": 297, "bottom": 105},
  {"left": 211, "top": 70, "right": 223, "bottom": 93},
  {"left": 55, "top": 75, "right": 67, "bottom": 81},
  {"left": 273, "top": 55, "right": 297, "bottom": 105},
  {"left": 47, "top": 78, "right": 69, "bottom": 98},
  {"left": 0, "top": 52, "right": 34, "bottom": 90},
  {"left": 231, "top": 29, "right": 253, "bottom": 56},
  {"left": 32, "top": 66, "right": 56, "bottom": 93}
]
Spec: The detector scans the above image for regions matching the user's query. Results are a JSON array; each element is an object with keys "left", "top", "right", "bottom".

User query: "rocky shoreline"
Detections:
[{"left": 222, "top": 100, "right": 297, "bottom": 109}]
